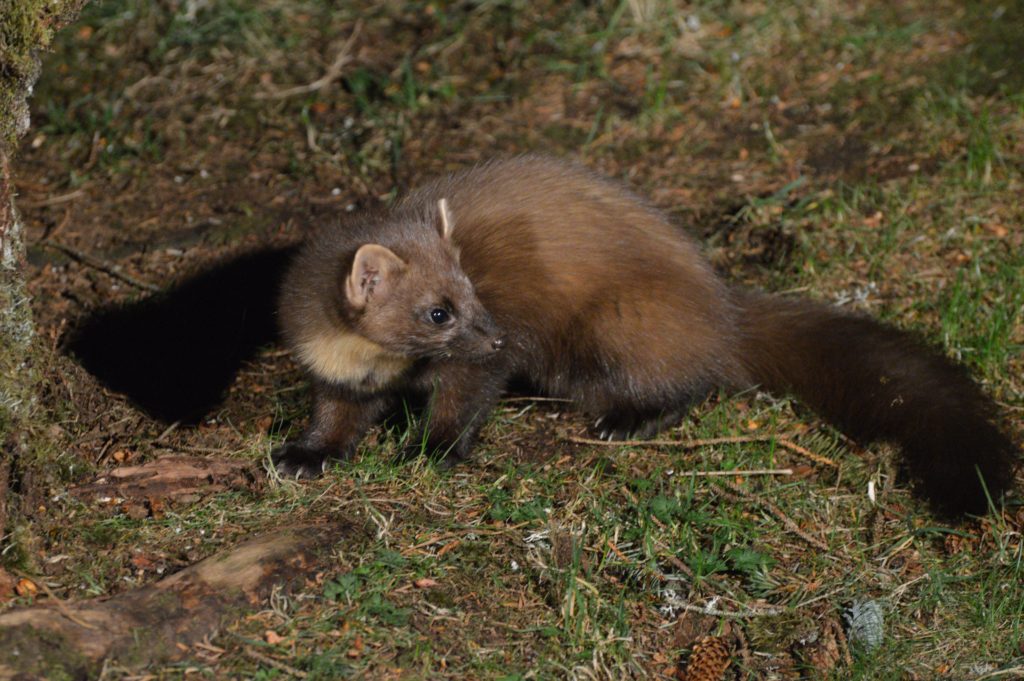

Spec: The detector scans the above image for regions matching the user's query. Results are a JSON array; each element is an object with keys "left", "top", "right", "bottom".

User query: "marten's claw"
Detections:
[{"left": 271, "top": 443, "right": 330, "bottom": 479}]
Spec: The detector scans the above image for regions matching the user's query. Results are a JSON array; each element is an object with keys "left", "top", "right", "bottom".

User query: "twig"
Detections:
[
  {"left": 678, "top": 468, "right": 792, "bottom": 478},
  {"left": 775, "top": 439, "right": 839, "bottom": 468},
  {"left": 569, "top": 434, "right": 783, "bottom": 448},
  {"left": 154, "top": 421, "right": 181, "bottom": 444},
  {"left": 38, "top": 206, "right": 73, "bottom": 242},
  {"left": 714, "top": 479, "right": 829, "bottom": 551},
  {"left": 256, "top": 21, "right": 362, "bottom": 100},
  {"left": 977, "top": 666, "right": 1024, "bottom": 680},
  {"left": 123, "top": 74, "right": 172, "bottom": 99},
  {"left": 14, "top": 572, "right": 97, "bottom": 630},
  {"left": 18, "top": 188, "right": 85, "bottom": 208},
  {"left": 567, "top": 433, "right": 838, "bottom": 468},
  {"left": 605, "top": 538, "right": 647, "bottom": 571},
  {"left": 241, "top": 646, "right": 308, "bottom": 678},
  {"left": 166, "top": 445, "right": 235, "bottom": 454},
  {"left": 668, "top": 599, "right": 785, "bottom": 619},
  {"left": 40, "top": 240, "right": 160, "bottom": 292}
]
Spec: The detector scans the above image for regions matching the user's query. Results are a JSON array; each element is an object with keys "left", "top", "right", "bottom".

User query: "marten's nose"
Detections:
[{"left": 491, "top": 337, "right": 506, "bottom": 351}]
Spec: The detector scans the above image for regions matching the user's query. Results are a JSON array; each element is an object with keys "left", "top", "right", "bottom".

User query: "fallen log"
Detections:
[{"left": 0, "top": 521, "right": 356, "bottom": 679}]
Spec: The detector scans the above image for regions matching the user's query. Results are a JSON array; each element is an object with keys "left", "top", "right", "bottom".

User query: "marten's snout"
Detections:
[{"left": 466, "top": 311, "right": 505, "bottom": 357}]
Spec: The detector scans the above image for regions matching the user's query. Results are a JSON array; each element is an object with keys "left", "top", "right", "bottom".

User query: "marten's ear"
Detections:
[
  {"left": 436, "top": 198, "right": 454, "bottom": 240},
  {"left": 346, "top": 244, "right": 405, "bottom": 309}
]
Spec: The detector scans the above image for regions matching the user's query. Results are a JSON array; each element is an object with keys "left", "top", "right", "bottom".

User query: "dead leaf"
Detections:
[
  {"left": 264, "top": 630, "right": 285, "bottom": 645},
  {"left": 862, "top": 211, "right": 884, "bottom": 228},
  {"left": 984, "top": 223, "right": 1008, "bottom": 238},
  {"left": 122, "top": 501, "right": 149, "bottom": 520},
  {"left": 147, "top": 497, "right": 166, "bottom": 519},
  {"left": 413, "top": 578, "right": 439, "bottom": 589},
  {"left": 15, "top": 578, "right": 38, "bottom": 597},
  {"left": 790, "top": 464, "right": 816, "bottom": 479}
]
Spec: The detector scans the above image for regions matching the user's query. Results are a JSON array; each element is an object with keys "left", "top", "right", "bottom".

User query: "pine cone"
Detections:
[{"left": 679, "top": 635, "right": 731, "bottom": 681}]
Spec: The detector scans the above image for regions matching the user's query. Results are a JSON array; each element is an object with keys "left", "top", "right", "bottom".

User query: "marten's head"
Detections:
[
  {"left": 344, "top": 203, "right": 505, "bottom": 361},
  {"left": 283, "top": 198, "right": 504, "bottom": 389}
]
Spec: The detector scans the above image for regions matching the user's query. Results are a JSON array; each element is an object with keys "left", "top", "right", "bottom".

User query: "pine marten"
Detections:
[{"left": 274, "top": 155, "right": 1017, "bottom": 515}]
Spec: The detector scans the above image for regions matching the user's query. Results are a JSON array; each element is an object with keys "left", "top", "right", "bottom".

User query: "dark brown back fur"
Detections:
[{"left": 400, "top": 157, "right": 745, "bottom": 412}]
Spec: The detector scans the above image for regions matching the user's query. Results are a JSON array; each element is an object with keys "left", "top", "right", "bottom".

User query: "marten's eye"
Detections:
[{"left": 429, "top": 308, "right": 450, "bottom": 325}]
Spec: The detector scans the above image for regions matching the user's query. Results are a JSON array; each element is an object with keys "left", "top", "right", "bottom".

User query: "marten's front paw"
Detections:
[{"left": 271, "top": 443, "right": 331, "bottom": 479}]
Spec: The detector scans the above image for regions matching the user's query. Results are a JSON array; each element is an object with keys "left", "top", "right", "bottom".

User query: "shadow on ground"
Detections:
[{"left": 65, "top": 246, "right": 297, "bottom": 424}]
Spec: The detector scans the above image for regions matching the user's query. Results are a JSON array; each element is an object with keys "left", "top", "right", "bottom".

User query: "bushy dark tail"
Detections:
[{"left": 733, "top": 289, "right": 1018, "bottom": 516}]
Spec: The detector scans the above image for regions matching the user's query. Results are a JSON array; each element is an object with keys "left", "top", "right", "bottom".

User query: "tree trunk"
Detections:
[
  {"left": 0, "top": 521, "right": 358, "bottom": 679},
  {"left": 0, "top": 0, "right": 89, "bottom": 558}
]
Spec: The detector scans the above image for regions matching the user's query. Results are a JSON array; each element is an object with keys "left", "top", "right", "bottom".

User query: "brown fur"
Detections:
[{"left": 274, "top": 156, "right": 1017, "bottom": 515}]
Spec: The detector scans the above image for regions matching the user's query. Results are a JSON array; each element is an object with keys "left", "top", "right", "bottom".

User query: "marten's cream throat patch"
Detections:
[{"left": 297, "top": 331, "right": 411, "bottom": 389}]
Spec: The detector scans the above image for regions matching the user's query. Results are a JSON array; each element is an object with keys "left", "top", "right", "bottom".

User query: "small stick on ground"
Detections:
[
  {"left": 240, "top": 644, "right": 309, "bottom": 678},
  {"left": 775, "top": 439, "right": 839, "bottom": 469},
  {"left": 670, "top": 600, "right": 785, "bottom": 620},
  {"left": 40, "top": 240, "right": 160, "bottom": 292},
  {"left": 13, "top": 572, "right": 97, "bottom": 631},
  {"left": 569, "top": 434, "right": 785, "bottom": 448},
  {"left": 567, "top": 433, "right": 839, "bottom": 468},
  {"left": 256, "top": 21, "right": 362, "bottom": 99},
  {"left": 679, "top": 468, "right": 793, "bottom": 478},
  {"left": 18, "top": 188, "right": 85, "bottom": 208}
]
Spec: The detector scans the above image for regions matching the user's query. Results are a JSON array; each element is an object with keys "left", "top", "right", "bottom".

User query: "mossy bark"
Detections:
[{"left": 0, "top": 1, "right": 88, "bottom": 554}]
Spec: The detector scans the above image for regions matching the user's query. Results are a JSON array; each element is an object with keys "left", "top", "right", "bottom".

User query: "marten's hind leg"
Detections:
[
  {"left": 583, "top": 377, "right": 717, "bottom": 441},
  {"left": 589, "top": 406, "right": 685, "bottom": 441}
]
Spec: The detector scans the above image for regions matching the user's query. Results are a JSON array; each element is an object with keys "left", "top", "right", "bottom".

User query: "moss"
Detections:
[
  {"left": 0, "top": 0, "right": 88, "bottom": 149},
  {"left": 0, "top": 625, "right": 95, "bottom": 679}
]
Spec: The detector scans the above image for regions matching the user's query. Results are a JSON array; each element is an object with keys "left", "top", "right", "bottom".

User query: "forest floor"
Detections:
[{"left": 4, "top": 0, "right": 1024, "bottom": 678}]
